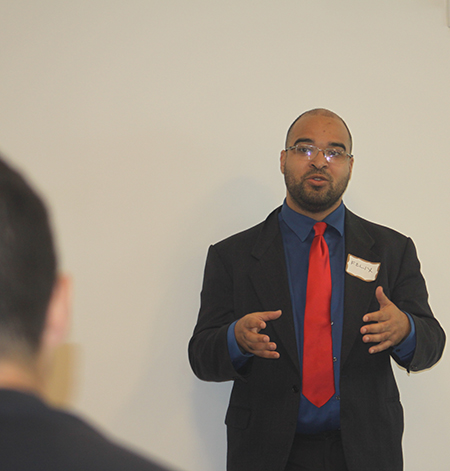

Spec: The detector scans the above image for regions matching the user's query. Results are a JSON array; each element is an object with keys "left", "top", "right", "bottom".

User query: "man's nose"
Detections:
[{"left": 310, "top": 149, "right": 329, "bottom": 168}]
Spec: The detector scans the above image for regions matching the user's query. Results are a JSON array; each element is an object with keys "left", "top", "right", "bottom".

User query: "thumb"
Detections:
[{"left": 376, "top": 286, "right": 391, "bottom": 309}]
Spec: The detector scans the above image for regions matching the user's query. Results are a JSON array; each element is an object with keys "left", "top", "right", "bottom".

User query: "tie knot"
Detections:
[{"left": 313, "top": 222, "right": 327, "bottom": 237}]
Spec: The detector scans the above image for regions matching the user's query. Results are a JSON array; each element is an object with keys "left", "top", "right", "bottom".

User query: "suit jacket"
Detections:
[
  {"left": 188, "top": 206, "right": 445, "bottom": 471},
  {"left": 0, "top": 389, "right": 171, "bottom": 471}
]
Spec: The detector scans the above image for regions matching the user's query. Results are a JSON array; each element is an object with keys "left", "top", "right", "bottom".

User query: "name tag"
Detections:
[{"left": 346, "top": 254, "right": 380, "bottom": 282}]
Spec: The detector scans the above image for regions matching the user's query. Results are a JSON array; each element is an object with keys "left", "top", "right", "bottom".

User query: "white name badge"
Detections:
[{"left": 346, "top": 254, "right": 380, "bottom": 282}]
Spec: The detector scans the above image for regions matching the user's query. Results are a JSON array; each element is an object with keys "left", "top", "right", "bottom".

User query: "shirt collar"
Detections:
[{"left": 280, "top": 199, "right": 345, "bottom": 242}]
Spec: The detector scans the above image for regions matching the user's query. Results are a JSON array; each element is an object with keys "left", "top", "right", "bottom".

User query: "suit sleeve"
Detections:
[
  {"left": 390, "top": 237, "right": 446, "bottom": 371},
  {"left": 188, "top": 245, "right": 249, "bottom": 382}
]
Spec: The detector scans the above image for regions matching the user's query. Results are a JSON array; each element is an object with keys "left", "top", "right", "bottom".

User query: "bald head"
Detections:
[{"left": 285, "top": 108, "right": 353, "bottom": 153}]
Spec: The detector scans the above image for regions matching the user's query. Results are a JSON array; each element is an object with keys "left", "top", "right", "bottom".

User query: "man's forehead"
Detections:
[{"left": 289, "top": 114, "right": 350, "bottom": 147}]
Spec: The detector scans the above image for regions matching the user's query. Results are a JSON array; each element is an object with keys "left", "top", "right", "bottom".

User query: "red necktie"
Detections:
[{"left": 302, "top": 222, "right": 335, "bottom": 408}]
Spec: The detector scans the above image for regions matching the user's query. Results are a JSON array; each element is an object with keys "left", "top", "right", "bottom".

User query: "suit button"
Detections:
[{"left": 292, "top": 385, "right": 300, "bottom": 393}]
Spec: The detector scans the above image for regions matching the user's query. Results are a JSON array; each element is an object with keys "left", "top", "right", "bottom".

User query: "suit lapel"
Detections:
[
  {"left": 246, "top": 207, "right": 382, "bottom": 373},
  {"left": 341, "top": 210, "right": 380, "bottom": 368},
  {"left": 249, "top": 208, "right": 300, "bottom": 373}
]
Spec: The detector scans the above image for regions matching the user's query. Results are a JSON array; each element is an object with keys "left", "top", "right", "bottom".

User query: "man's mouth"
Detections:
[{"left": 306, "top": 174, "right": 329, "bottom": 183}]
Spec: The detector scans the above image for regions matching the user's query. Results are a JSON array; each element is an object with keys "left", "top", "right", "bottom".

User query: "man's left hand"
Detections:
[{"left": 360, "top": 286, "right": 411, "bottom": 354}]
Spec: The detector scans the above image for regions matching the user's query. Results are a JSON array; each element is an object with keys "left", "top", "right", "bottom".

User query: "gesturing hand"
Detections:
[
  {"left": 235, "top": 310, "right": 282, "bottom": 359},
  {"left": 360, "top": 286, "right": 411, "bottom": 354}
]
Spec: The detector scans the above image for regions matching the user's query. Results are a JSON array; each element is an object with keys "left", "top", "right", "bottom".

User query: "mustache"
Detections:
[{"left": 302, "top": 169, "right": 332, "bottom": 180}]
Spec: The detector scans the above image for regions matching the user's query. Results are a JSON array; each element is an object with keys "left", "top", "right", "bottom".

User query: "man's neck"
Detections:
[
  {"left": 285, "top": 196, "right": 343, "bottom": 221},
  {"left": 0, "top": 359, "right": 43, "bottom": 396}
]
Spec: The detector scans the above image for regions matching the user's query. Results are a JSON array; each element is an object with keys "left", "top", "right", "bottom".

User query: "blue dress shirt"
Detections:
[{"left": 227, "top": 201, "right": 416, "bottom": 434}]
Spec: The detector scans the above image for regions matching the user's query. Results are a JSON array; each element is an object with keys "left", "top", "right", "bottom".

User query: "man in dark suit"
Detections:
[
  {"left": 0, "top": 157, "right": 172, "bottom": 471},
  {"left": 188, "top": 109, "right": 445, "bottom": 471}
]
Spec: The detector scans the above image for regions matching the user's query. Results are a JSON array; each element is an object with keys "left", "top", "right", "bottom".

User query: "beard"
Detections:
[{"left": 283, "top": 166, "right": 351, "bottom": 214}]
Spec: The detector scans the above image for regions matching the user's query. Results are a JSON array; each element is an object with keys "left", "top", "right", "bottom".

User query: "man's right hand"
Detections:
[{"left": 234, "top": 310, "right": 282, "bottom": 359}]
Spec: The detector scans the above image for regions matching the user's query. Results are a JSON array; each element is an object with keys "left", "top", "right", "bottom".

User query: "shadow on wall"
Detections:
[{"left": 44, "top": 343, "right": 79, "bottom": 407}]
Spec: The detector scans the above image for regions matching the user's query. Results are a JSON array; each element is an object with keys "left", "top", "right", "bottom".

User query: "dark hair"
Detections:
[
  {"left": 0, "top": 157, "right": 57, "bottom": 358},
  {"left": 285, "top": 108, "right": 353, "bottom": 153}
]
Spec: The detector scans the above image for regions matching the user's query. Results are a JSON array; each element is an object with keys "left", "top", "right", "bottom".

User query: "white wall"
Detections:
[{"left": 0, "top": 1, "right": 448, "bottom": 470}]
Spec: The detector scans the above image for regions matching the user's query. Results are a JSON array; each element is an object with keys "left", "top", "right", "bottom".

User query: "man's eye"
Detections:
[
  {"left": 296, "top": 146, "right": 313, "bottom": 155},
  {"left": 326, "top": 149, "right": 342, "bottom": 158}
]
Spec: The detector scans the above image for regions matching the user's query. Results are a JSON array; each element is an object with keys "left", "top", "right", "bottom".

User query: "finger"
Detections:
[
  {"left": 360, "top": 320, "right": 388, "bottom": 335},
  {"left": 257, "top": 310, "right": 282, "bottom": 322},
  {"left": 240, "top": 329, "right": 279, "bottom": 357},
  {"left": 241, "top": 310, "right": 282, "bottom": 331},
  {"left": 375, "top": 286, "right": 392, "bottom": 309},
  {"left": 245, "top": 338, "right": 278, "bottom": 353},
  {"left": 253, "top": 349, "right": 280, "bottom": 359},
  {"left": 362, "top": 310, "right": 385, "bottom": 324},
  {"left": 368, "top": 340, "right": 392, "bottom": 354},
  {"left": 235, "top": 321, "right": 274, "bottom": 351},
  {"left": 241, "top": 316, "right": 267, "bottom": 332},
  {"left": 242, "top": 329, "right": 272, "bottom": 345},
  {"left": 362, "top": 331, "right": 391, "bottom": 345},
  {"left": 363, "top": 288, "right": 392, "bottom": 323}
]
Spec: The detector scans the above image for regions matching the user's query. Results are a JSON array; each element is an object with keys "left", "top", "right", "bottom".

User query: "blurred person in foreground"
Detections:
[{"left": 0, "top": 156, "right": 172, "bottom": 471}]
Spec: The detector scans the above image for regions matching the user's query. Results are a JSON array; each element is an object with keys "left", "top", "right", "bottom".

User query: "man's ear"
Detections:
[
  {"left": 280, "top": 150, "right": 286, "bottom": 174},
  {"left": 349, "top": 156, "right": 354, "bottom": 178},
  {"left": 42, "top": 275, "right": 72, "bottom": 352}
]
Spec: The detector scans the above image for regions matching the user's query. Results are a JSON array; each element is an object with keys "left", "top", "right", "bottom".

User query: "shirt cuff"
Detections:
[
  {"left": 392, "top": 312, "right": 416, "bottom": 363},
  {"left": 227, "top": 321, "right": 253, "bottom": 371}
]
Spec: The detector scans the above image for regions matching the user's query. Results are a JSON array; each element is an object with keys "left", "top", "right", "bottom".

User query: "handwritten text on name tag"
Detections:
[{"left": 346, "top": 255, "right": 380, "bottom": 282}]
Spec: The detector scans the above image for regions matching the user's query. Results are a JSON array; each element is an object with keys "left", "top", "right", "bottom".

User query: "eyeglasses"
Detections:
[{"left": 285, "top": 144, "right": 353, "bottom": 164}]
